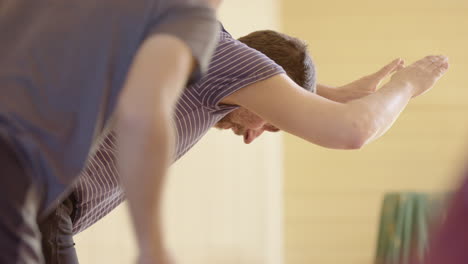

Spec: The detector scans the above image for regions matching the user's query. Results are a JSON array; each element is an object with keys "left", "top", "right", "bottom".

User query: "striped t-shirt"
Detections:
[{"left": 71, "top": 28, "right": 285, "bottom": 234}]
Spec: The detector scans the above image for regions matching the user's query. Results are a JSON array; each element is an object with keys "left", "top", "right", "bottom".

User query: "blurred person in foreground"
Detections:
[
  {"left": 420, "top": 167, "right": 468, "bottom": 264},
  {"left": 0, "top": 0, "right": 221, "bottom": 263}
]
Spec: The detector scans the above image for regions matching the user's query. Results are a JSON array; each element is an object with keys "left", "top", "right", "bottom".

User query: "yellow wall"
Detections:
[{"left": 282, "top": 1, "right": 468, "bottom": 264}]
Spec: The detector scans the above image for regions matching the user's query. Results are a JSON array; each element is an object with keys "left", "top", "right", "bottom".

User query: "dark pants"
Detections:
[
  {"left": 0, "top": 138, "right": 44, "bottom": 263},
  {"left": 0, "top": 137, "right": 78, "bottom": 264},
  {"left": 40, "top": 198, "right": 79, "bottom": 264}
]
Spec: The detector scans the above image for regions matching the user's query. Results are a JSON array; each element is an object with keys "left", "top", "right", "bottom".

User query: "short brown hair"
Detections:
[{"left": 238, "top": 30, "right": 316, "bottom": 92}]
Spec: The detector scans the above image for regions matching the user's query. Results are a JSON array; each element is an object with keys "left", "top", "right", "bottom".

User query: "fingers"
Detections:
[
  {"left": 396, "top": 60, "right": 405, "bottom": 71},
  {"left": 428, "top": 55, "right": 448, "bottom": 68},
  {"left": 375, "top": 58, "right": 404, "bottom": 78},
  {"left": 414, "top": 55, "right": 448, "bottom": 69},
  {"left": 381, "top": 56, "right": 447, "bottom": 74},
  {"left": 431, "top": 56, "right": 449, "bottom": 76},
  {"left": 414, "top": 55, "right": 437, "bottom": 68},
  {"left": 409, "top": 55, "right": 449, "bottom": 80},
  {"left": 424, "top": 55, "right": 449, "bottom": 77}
]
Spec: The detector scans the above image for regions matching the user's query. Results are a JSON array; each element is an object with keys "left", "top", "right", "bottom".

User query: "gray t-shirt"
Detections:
[{"left": 0, "top": 0, "right": 218, "bottom": 209}]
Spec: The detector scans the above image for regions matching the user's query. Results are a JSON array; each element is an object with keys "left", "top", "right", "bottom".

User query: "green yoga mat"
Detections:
[{"left": 374, "top": 192, "right": 449, "bottom": 264}]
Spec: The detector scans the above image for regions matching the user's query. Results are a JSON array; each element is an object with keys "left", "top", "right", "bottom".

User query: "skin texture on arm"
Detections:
[
  {"left": 115, "top": 34, "right": 194, "bottom": 264},
  {"left": 221, "top": 55, "right": 448, "bottom": 149}
]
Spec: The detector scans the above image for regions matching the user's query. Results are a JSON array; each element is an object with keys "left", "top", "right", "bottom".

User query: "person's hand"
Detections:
[
  {"left": 389, "top": 55, "right": 449, "bottom": 98},
  {"left": 335, "top": 58, "right": 405, "bottom": 102}
]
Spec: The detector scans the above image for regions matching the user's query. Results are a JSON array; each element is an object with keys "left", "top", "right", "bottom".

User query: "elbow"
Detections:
[
  {"left": 342, "top": 135, "right": 367, "bottom": 150},
  {"left": 342, "top": 117, "right": 377, "bottom": 150},
  {"left": 336, "top": 103, "right": 380, "bottom": 150},
  {"left": 324, "top": 110, "right": 376, "bottom": 150},
  {"left": 313, "top": 121, "right": 374, "bottom": 150},
  {"left": 336, "top": 136, "right": 366, "bottom": 150}
]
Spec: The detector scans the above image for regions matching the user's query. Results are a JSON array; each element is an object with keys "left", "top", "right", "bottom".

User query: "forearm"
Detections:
[
  {"left": 316, "top": 84, "right": 339, "bottom": 101},
  {"left": 115, "top": 34, "right": 194, "bottom": 258},
  {"left": 274, "top": 78, "right": 413, "bottom": 149},
  {"left": 117, "top": 113, "right": 172, "bottom": 253},
  {"left": 301, "top": 81, "right": 412, "bottom": 149},
  {"left": 317, "top": 83, "right": 371, "bottom": 103},
  {"left": 316, "top": 81, "right": 412, "bottom": 147},
  {"left": 314, "top": 56, "right": 445, "bottom": 148},
  {"left": 303, "top": 81, "right": 412, "bottom": 149},
  {"left": 316, "top": 59, "right": 405, "bottom": 103},
  {"left": 345, "top": 80, "right": 413, "bottom": 146}
]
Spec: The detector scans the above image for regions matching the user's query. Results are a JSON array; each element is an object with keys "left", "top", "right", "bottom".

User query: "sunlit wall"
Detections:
[{"left": 282, "top": 1, "right": 468, "bottom": 263}]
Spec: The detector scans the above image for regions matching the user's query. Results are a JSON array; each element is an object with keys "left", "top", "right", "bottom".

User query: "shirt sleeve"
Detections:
[
  {"left": 192, "top": 31, "right": 286, "bottom": 110},
  {"left": 145, "top": 1, "right": 220, "bottom": 85}
]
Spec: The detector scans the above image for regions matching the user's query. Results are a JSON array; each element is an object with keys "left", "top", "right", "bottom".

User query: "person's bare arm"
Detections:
[
  {"left": 115, "top": 35, "right": 194, "bottom": 264},
  {"left": 317, "top": 58, "right": 405, "bottom": 103},
  {"left": 221, "top": 55, "right": 448, "bottom": 149}
]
